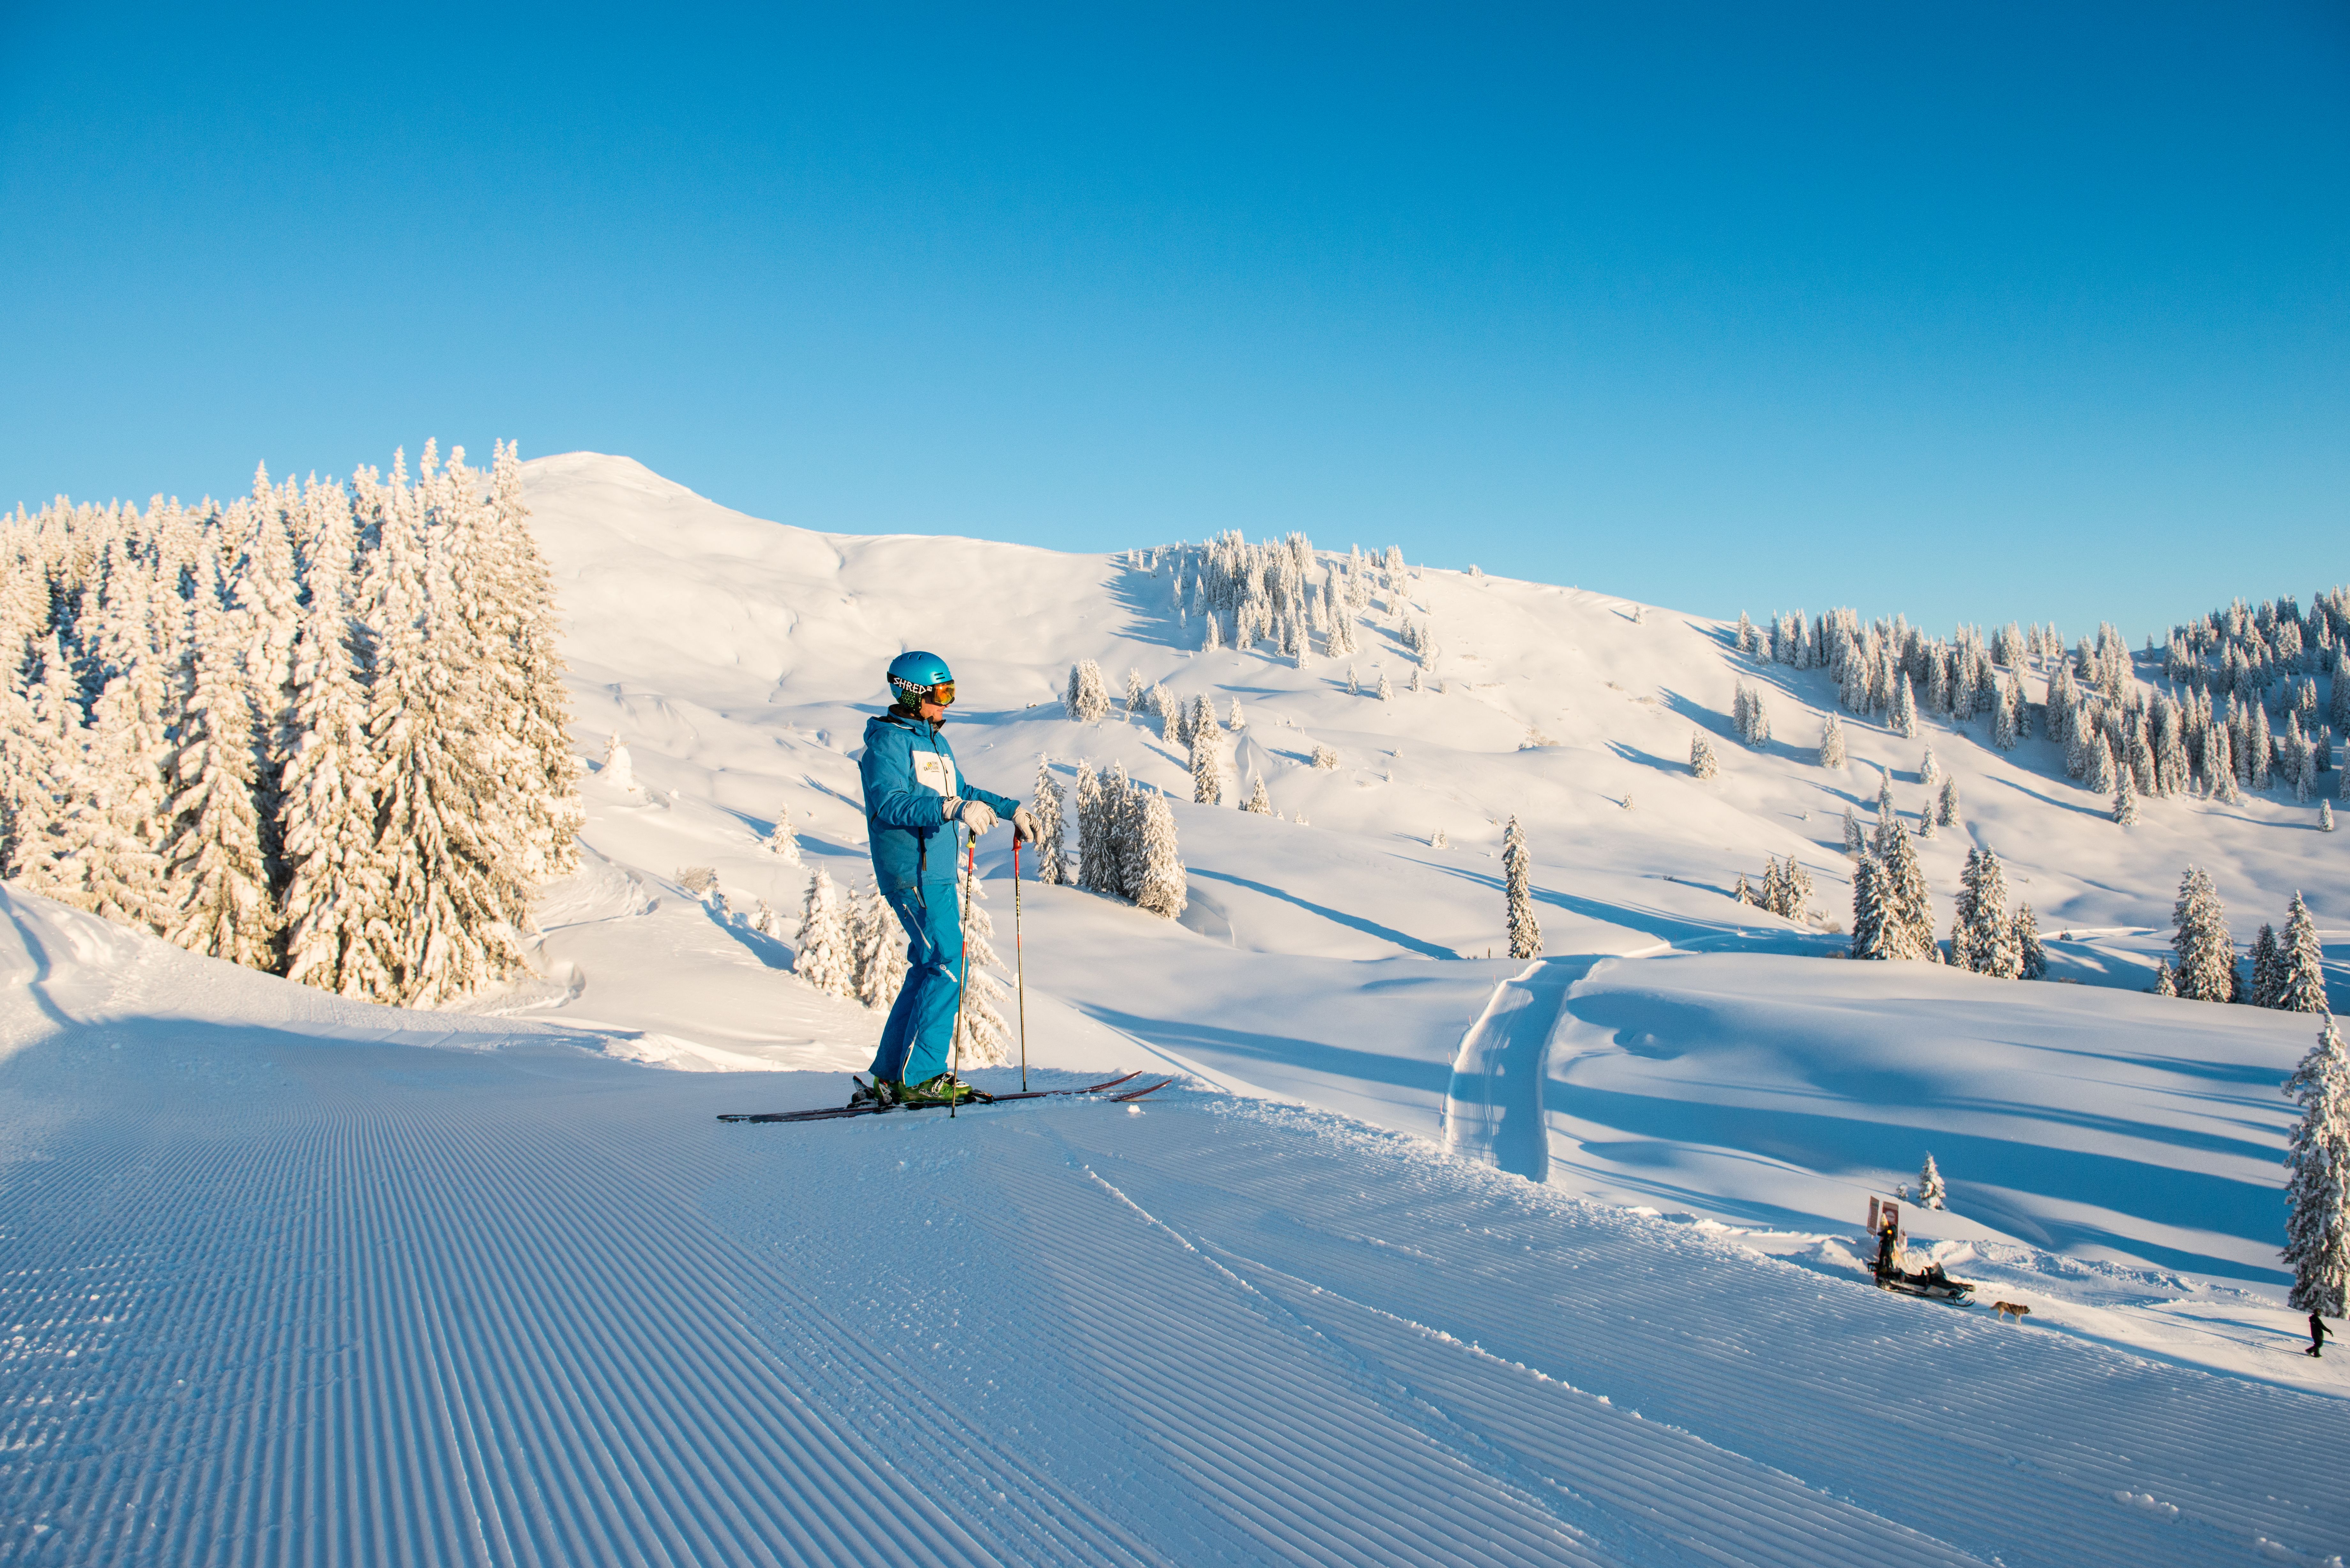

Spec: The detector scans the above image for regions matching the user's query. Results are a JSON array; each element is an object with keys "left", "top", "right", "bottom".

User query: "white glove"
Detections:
[
  {"left": 1011, "top": 805, "right": 1039, "bottom": 843},
  {"left": 950, "top": 799, "right": 998, "bottom": 834}
]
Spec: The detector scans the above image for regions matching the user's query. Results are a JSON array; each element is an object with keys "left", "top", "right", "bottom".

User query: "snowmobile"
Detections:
[{"left": 1867, "top": 1196, "right": 1977, "bottom": 1303}]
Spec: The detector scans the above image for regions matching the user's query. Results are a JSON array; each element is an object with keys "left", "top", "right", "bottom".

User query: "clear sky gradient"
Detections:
[{"left": 3, "top": 2, "right": 2343, "bottom": 639}]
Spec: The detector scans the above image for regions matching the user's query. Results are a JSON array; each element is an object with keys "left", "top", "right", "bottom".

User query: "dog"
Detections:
[{"left": 1991, "top": 1300, "right": 2032, "bottom": 1323}]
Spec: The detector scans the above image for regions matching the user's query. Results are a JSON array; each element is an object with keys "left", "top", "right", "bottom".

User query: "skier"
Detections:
[
  {"left": 847, "top": 652, "right": 1033, "bottom": 1108},
  {"left": 2308, "top": 1313, "right": 2330, "bottom": 1359}
]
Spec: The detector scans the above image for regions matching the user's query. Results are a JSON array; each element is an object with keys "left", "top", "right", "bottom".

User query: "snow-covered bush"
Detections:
[
  {"left": 764, "top": 812, "right": 802, "bottom": 863},
  {"left": 1690, "top": 733, "right": 1719, "bottom": 780},
  {"left": 1311, "top": 743, "right": 1339, "bottom": 770},
  {"left": 602, "top": 732, "right": 638, "bottom": 793}
]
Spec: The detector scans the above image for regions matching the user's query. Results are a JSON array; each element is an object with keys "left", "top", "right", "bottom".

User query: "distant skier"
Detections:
[
  {"left": 846, "top": 652, "right": 1033, "bottom": 1108},
  {"left": 2308, "top": 1313, "right": 2329, "bottom": 1359}
]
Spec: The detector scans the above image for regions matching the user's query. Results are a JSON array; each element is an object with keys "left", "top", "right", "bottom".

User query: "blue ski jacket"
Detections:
[{"left": 859, "top": 711, "right": 1021, "bottom": 893}]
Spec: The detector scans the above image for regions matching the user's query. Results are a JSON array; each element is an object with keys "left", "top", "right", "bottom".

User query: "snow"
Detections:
[{"left": 5, "top": 449, "right": 2349, "bottom": 1563}]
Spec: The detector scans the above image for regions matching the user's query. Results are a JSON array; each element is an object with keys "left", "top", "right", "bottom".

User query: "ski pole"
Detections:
[
  {"left": 949, "top": 829, "right": 975, "bottom": 1119},
  {"left": 1012, "top": 836, "right": 1028, "bottom": 1093}
]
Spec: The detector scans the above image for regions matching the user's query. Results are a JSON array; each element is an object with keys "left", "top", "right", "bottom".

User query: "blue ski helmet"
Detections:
[{"left": 886, "top": 650, "right": 955, "bottom": 711}]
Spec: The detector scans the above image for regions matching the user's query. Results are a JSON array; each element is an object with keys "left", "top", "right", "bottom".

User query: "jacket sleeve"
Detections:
[
  {"left": 967, "top": 782, "right": 1022, "bottom": 818},
  {"left": 861, "top": 731, "right": 954, "bottom": 830}
]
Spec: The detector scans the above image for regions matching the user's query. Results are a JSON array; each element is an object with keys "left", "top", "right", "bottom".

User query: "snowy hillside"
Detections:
[
  {"left": 507, "top": 455, "right": 2340, "bottom": 1308},
  {"left": 4, "top": 449, "right": 2346, "bottom": 1565}
]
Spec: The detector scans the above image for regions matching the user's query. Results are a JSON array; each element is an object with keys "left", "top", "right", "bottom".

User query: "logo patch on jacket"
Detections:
[{"left": 912, "top": 751, "right": 957, "bottom": 796}]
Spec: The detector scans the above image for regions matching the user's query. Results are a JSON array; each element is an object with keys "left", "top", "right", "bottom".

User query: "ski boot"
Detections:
[
  {"left": 845, "top": 1075, "right": 902, "bottom": 1110},
  {"left": 900, "top": 1073, "right": 981, "bottom": 1107}
]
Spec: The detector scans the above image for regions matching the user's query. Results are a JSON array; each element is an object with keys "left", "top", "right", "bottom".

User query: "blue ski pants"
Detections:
[{"left": 868, "top": 883, "right": 965, "bottom": 1085}]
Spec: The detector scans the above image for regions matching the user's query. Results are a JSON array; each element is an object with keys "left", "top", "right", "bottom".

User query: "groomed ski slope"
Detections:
[{"left": 0, "top": 892, "right": 2342, "bottom": 1566}]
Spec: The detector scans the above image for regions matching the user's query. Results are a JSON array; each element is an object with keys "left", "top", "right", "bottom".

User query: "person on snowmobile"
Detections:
[{"left": 847, "top": 652, "right": 1035, "bottom": 1108}]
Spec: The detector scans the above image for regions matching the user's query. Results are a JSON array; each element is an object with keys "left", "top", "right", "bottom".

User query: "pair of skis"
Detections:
[{"left": 717, "top": 1070, "right": 1171, "bottom": 1126}]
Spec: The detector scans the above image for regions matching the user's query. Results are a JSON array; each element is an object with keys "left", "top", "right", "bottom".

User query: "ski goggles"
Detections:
[{"left": 893, "top": 678, "right": 955, "bottom": 706}]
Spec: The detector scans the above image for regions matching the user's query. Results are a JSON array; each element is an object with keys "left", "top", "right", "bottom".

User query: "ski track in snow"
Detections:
[{"left": 3, "top": 1020, "right": 2342, "bottom": 1567}]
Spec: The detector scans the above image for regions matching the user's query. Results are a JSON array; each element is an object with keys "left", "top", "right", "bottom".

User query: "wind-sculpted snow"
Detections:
[{"left": 3, "top": 981, "right": 2342, "bottom": 1566}]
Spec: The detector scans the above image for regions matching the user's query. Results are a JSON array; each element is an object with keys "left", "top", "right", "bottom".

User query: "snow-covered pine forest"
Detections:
[{"left": 0, "top": 440, "right": 579, "bottom": 1006}]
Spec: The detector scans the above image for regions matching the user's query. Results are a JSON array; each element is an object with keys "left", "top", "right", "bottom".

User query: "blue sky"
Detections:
[{"left": 2, "top": 2, "right": 2343, "bottom": 638}]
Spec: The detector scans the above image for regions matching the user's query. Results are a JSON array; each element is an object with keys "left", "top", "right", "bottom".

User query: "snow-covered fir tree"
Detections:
[
  {"left": 2154, "top": 958, "right": 2177, "bottom": 996},
  {"left": 1029, "top": 754, "right": 1066, "bottom": 885},
  {"left": 1915, "top": 1153, "right": 1947, "bottom": 1210},
  {"left": 1503, "top": 815, "right": 1541, "bottom": 959},
  {"left": 1345, "top": 664, "right": 1359, "bottom": 695},
  {"left": 1133, "top": 789, "right": 1186, "bottom": 920},
  {"left": 1951, "top": 847, "right": 2019, "bottom": 977},
  {"left": 2171, "top": 866, "right": 2238, "bottom": 1003},
  {"left": 1849, "top": 856, "right": 1892, "bottom": 960},
  {"left": 2283, "top": 1015, "right": 2350, "bottom": 1318},
  {"left": 1064, "top": 660, "right": 1111, "bottom": 723},
  {"left": 1732, "top": 680, "right": 1771, "bottom": 747},
  {"left": 1937, "top": 776, "right": 1961, "bottom": 829},
  {"left": 2015, "top": 902, "right": 2048, "bottom": 980},
  {"left": 2279, "top": 893, "right": 2330, "bottom": 1014},
  {"left": 2252, "top": 923, "right": 2284, "bottom": 1008},
  {"left": 1376, "top": 669, "right": 1394, "bottom": 701},
  {"left": 1873, "top": 823, "right": 1937, "bottom": 960},
  {"left": 793, "top": 866, "right": 855, "bottom": 998},
  {"left": 2325, "top": 799, "right": 2338, "bottom": 833},
  {"left": 952, "top": 863, "right": 1014, "bottom": 1063},
  {"left": 1187, "top": 693, "right": 1218, "bottom": 750},
  {"left": 1690, "top": 732, "right": 1719, "bottom": 780},
  {"left": 277, "top": 500, "right": 387, "bottom": 997},
  {"left": 1244, "top": 776, "right": 1272, "bottom": 815},
  {"left": 483, "top": 442, "right": 584, "bottom": 885},
  {"left": 165, "top": 583, "right": 279, "bottom": 969},
  {"left": 1123, "top": 668, "right": 1144, "bottom": 717},
  {"left": 1311, "top": 743, "right": 1339, "bottom": 770},
  {"left": 1104, "top": 763, "right": 1142, "bottom": 901},
  {"left": 1842, "top": 805, "right": 1863, "bottom": 858},
  {"left": 1075, "top": 762, "right": 1111, "bottom": 893},
  {"left": 1189, "top": 723, "right": 1224, "bottom": 806},
  {"left": 764, "top": 811, "right": 802, "bottom": 864},
  {"left": 1891, "top": 672, "right": 1917, "bottom": 738},
  {"left": 1228, "top": 697, "right": 1245, "bottom": 730},
  {"left": 1818, "top": 713, "right": 1846, "bottom": 771},
  {"left": 2112, "top": 764, "right": 2139, "bottom": 826},
  {"left": 358, "top": 447, "right": 532, "bottom": 1007},
  {"left": 1919, "top": 746, "right": 1939, "bottom": 787},
  {"left": 851, "top": 884, "right": 909, "bottom": 1011}
]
